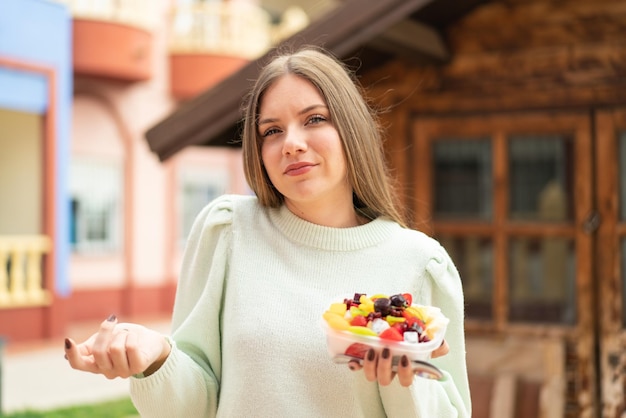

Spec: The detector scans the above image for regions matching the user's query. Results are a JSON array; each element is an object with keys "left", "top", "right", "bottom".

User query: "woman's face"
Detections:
[{"left": 258, "top": 74, "right": 351, "bottom": 210}]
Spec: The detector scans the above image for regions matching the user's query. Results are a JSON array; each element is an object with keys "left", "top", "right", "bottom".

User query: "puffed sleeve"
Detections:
[
  {"left": 129, "top": 195, "right": 235, "bottom": 418},
  {"left": 378, "top": 244, "right": 472, "bottom": 418}
]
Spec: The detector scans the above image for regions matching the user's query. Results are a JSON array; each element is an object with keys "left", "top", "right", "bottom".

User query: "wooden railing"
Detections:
[
  {"left": 0, "top": 235, "right": 52, "bottom": 308},
  {"left": 61, "top": 0, "right": 158, "bottom": 29},
  {"left": 169, "top": 3, "right": 309, "bottom": 59}
]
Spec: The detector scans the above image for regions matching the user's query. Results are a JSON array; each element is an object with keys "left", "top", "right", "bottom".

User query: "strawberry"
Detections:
[
  {"left": 392, "top": 323, "right": 406, "bottom": 334},
  {"left": 402, "top": 293, "right": 413, "bottom": 306},
  {"left": 379, "top": 327, "right": 404, "bottom": 341},
  {"left": 350, "top": 315, "right": 368, "bottom": 327},
  {"left": 345, "top": 343, "right": 371, "bottom": 359}
]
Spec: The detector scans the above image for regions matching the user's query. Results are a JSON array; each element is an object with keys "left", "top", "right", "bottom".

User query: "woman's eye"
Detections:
[
  {"left": 261, "top": 127, "right": 281, "bottom": 137},
  {"left": 307, "top": 114, "right": 327, "bottom": 125}
]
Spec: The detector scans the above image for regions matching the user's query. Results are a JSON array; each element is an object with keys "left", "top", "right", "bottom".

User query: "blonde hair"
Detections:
[{"left": 241, "top": 47, "right": 407, "bottom": 227}]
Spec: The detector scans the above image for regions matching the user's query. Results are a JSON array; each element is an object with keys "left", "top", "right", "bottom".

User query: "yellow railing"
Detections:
[
  {"left": 169, "top": 3, "right": 309, "bottom": 59},
  {"left": 0, "top": 235, "right": 52, "bottom": 308},
  {"left": 61, "top": 0, "right": 158, "bottom": 30}
]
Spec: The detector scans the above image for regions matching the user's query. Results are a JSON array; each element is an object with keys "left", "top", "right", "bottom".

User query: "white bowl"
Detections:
[{"left": 322, "top": 304, "right": 449, "bottom": 362}]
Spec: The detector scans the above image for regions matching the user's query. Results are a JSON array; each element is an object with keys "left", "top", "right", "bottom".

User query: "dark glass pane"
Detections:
[
  {"left": 70, "top": 198, "right": 79, "bottom": 246},
  {"left": 181, "top": 182, "right": 220, "bottom": 243},
  {"left": 438, "top": 235, "right": 493, "bottom": 320},
  {"left": 433, "top": 139, "right": 492, "bottom": 221},
  {"left": 617, "top": 132, "right": 626, "bottom": 221},
  {"left": 508, "top": 136, "right": 574, "bottom": 222},
  {"left": 509, "top": 237, "right": 576, "bottom": 324}
]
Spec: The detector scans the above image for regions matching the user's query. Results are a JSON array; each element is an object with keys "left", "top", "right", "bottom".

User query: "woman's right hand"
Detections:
[
  {"left": 64, "top": 315, "right": 171, "bottom": 379},
  {"left": 348, "top": 340, "right": 449, "bottom": 386}
]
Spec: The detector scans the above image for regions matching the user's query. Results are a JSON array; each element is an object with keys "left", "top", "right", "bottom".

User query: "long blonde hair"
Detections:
[{"left": 242, "top": 47, "right": 406, "bottom": 227}]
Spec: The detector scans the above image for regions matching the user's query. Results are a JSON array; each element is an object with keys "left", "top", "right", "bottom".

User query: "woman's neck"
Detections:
[{"left": 284, "top": 199, "right": 369, "bottom": 228}]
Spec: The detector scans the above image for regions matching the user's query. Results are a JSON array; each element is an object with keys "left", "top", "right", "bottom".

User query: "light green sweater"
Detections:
[{"left": 130, "top": 194, "right": 471, "bottom": 417}]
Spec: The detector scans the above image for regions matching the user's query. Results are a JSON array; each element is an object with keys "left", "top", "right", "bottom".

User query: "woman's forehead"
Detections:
[{"left": 258, "top": 74, "right": 326, "bottom": 116}]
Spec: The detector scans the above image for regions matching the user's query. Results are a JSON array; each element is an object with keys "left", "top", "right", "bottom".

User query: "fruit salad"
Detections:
[{"left": 322, "top": 292, "right": 449, "bottom": 362}]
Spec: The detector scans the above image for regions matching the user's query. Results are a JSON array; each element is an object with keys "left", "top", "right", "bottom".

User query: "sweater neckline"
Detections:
[{"left": 267, "top": 204, "right": 399, "bottom": 251}]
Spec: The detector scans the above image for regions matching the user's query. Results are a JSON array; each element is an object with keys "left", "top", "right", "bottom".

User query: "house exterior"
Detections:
[{"left": 146, "top": 0, "right": 626, "bottom": 417}]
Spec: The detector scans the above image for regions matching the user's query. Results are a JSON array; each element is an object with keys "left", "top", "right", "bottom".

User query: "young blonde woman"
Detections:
[{"left": 65, "top": 47, "right": 471, "bottom": 417}]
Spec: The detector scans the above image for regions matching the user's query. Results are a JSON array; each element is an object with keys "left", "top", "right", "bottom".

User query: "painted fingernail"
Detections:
[
  {"left": 382, "top": 348, "right": 390, "bottom": 359},
  {"left": 401, "top": 355, "right": 409, "bottom": 367},
  {"left": 107, "top": 314, "right": 117, "bottom": 322},
  {"left": 64, "top": 338, "right": 72, "bottom": 350},
  {"left": 348, "top": 362, "right": 357, "bottom": 371},
  {"left": 367, "top": 349, "right": 375, "bottom": 361}
]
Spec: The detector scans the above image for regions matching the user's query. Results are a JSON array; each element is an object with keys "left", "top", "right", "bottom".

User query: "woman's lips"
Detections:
[{"left": 284, "top": 162, "right": 315, "bottom": 176}]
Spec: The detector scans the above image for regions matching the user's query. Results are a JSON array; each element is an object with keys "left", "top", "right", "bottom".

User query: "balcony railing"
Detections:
[
  {"left": 167, "top": 3, "right": 309, "bottom": 98},
  {"left": 0, "top": 235, "right": 52, "bottom": 308},
  {"left": 61, "top": 0, "right": 157, "bottom": 81},
  {"left": 169, "top": 2, "right": 273, "bottom": 59},
  {"left": 62, "top": 0, "right": 158, "bottom": 30}
]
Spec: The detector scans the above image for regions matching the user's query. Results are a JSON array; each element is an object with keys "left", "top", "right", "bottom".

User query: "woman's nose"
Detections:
[{"left": 282, "top": 128, "right": 307, "bottom": 155}]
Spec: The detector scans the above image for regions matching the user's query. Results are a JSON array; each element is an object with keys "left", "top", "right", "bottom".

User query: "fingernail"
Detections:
[
  {"left": 367, "top": 349, "right": 375, "bottom": 361},
  {"left": 107, "top": 314, "right": 117, "bottom": 322},
  {"left": 348, "top": 362, "right": 357, "bottom": 371},
  {"left": 382, "top": 348, "right": 390, "bottom": 359},
  {"left": 401, "top": 355, "right": 409, "bottom": 367},
  {"left": 64, "top": 338, "right": 71, "bottom": 350}
]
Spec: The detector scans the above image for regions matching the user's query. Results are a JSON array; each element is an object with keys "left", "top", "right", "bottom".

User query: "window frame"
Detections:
[
  {"left": 412, "top": 112, "right": 593, "bottom": 336},
  {"left": 69, "top": 156, "right": 124, "bottom": 254}
]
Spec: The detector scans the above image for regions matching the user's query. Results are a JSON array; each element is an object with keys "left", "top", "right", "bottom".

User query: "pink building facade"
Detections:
[{"left": 0, "top": 0, "right": 312, "bottom": 342}]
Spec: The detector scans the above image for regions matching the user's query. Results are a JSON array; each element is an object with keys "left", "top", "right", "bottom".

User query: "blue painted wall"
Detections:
[{"left": 0, "top": 0, "right": 72, "bottom": 296}]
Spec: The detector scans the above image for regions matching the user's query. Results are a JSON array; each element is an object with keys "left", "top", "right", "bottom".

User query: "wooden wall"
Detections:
[{"left": 365, "top": 0, "right": 626, "bottom": 113}]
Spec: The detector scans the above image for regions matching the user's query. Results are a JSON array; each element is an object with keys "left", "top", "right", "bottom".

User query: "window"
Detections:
[
  {"left": 179, "top": 168, "right": 229, "bottom": 245},
  {"left": 69, "top": 159, "right": 122, "bottom": 253},
  {"left": 507, "top": 135, "right": 576, "bottom": 324},
  {"left": 508, "top": 136, "right": 573, "bottom": 222},
  {"left": 415, "top": 113, "right": 590, "bottom": 327},
  {"left": 433, "top": 138, "right": 494, "bottom": 319},
  {"left": 434, "top": 139, "right": 493, "bottom": 221}
]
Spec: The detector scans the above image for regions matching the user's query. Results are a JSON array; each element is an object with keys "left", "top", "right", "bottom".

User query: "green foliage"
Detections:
[{"left": 2, "top": 397, "right": 137, "bottom": 418}]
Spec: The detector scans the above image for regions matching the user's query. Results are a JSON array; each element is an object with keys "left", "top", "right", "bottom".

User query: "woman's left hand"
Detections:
[{"left": 348, "top": 340, "right": 449, "bottom": 387}]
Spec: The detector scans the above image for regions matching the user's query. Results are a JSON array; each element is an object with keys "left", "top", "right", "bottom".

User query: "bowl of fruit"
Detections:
[{"left": 322, "top": 292, "right": 449, "bottom": 367}]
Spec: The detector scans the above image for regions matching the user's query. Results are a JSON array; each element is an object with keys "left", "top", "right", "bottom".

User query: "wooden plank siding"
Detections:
[
  {"left": 361, "top": 0, "right": 626, "bottom": 114},
  {"left": 596, "top": 109, "right": 626, "bottom": 417}
]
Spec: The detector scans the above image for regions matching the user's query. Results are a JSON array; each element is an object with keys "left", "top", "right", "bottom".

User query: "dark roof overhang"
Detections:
[{"left": 145, "top": 0, "right": 486, "bottom": 161}]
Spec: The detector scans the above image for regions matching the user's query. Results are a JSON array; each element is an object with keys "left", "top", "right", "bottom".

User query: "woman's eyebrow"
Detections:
[
  {"left": 298, "top": 104, "right": 327, "bottom": 115},
  {"left": 258, "top": 104, "right": 327, "bottom": 126},
  {"left": 257, "top": 116, "right": 278, "bottom": 126}
]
